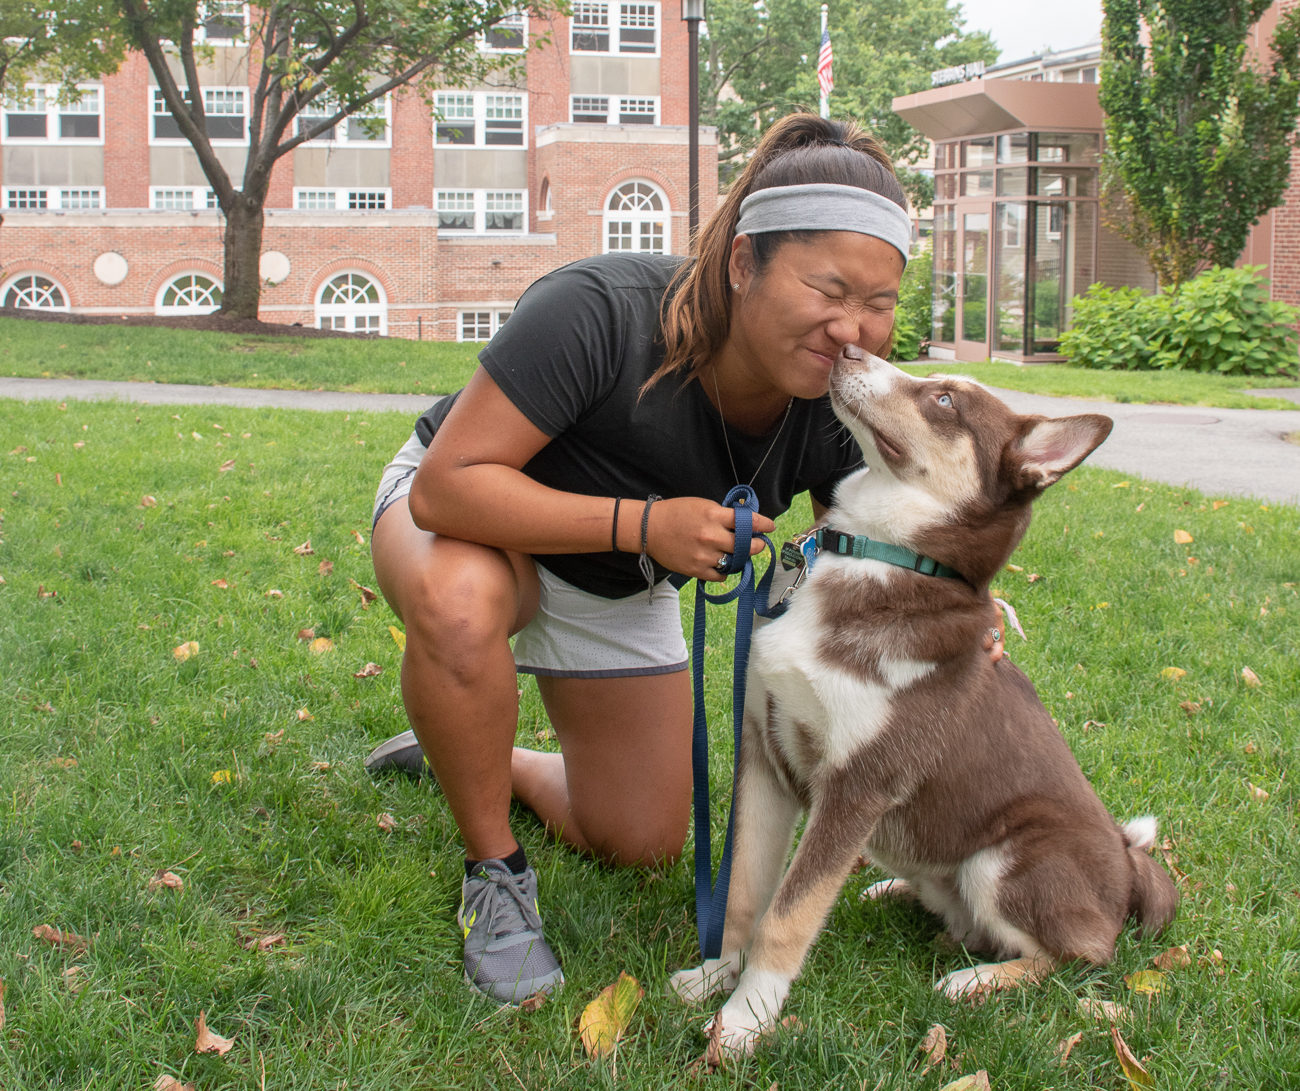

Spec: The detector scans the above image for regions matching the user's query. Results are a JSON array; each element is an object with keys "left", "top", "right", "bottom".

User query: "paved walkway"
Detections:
[{"left": 3, "top": 376, "right": 1298, "bottom": 505}]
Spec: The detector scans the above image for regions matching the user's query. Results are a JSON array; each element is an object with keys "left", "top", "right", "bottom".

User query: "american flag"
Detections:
[{"left": 817, "top": 28, "right": 834, "bottom": 99}]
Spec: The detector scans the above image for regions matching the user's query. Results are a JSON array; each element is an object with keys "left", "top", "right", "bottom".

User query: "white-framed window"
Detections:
[
  {"left": 1, "top": 273, "right": 70, "bottom": 310},
  {"left": 292, "top": 187, "right": 391, "bottom": 210},
  {"left": 3, "top": 85, "right": 103, "bottom": 144},
  {"left": 482, "top": 10, "right": 526, "bottom": 50},
  {"left": 603, "top": 179, "right": 668, "bottom": 254},
  {"left": 152, "top": 87, "right": 246, "bottom": 143},
  {"left": 2, "top": 186, "right": 107, "bottom": 210},
  {"left": 569, "top": 94, "right": 658, "bottom": 125},
  {"left": 435, "top": 188, "right": 527, "bottom": 234},
  {"left": 156, "top": 272, "right": 223, "bottom": 315},
  {"left": 316, "top": 271, "right": 387, "bottom": 333},
  {"left": 150, "top": 186, "right": 219, "bottom": 210},
  {"left": 294, "top": 93, "right": 390, "bottom": 146},
  {"left": 198, "top": 1, "right": 248, "bottom": 41},
  {"left": 434, "top": 91, "right": 527, "bottom": 148},
  {"left": 459, "top": 309, "right": 512, "bottom": 342},
  {"left": 571, "top": 2, "right": 659, "bottom": 55}
]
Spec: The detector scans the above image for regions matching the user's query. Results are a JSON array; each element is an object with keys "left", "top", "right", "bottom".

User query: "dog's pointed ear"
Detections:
[{"left": 1007, "top": 414, "right": 1113, "bottom": 494}]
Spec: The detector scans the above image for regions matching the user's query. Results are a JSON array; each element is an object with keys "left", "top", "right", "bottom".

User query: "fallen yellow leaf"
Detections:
[
  {"left": 1241, "top": 666, "right": 1261, "bottom": 687},
  {"left": 1056, "top": 1030, "right": 1083, "bottom": 1065},
  {"left": 1005, "top": 563, "right": 1023, "bottom": 572},
  {"left": 211, "top": 770, "right": 232, "bottom": 785},
  {"left": 194, "top": 1010, "right": 235, "bottom": 1055},
  {"left": 389, "top": 625, "right": 406, "bottom": 651},
  {"left": 1212, "top": 500, "right": 1229, "bottom": 510},
  {"left": 1174, "top": 529, "right": 1193, "bottom": 544},
  {"left": 1111, "top": 1026, "right": 1155, "bottom": 1089},
  {"left": 1125, "top": 969, "right": 1166, "bottom": 995},
  {"left": 1160, "top": 666, "right": 1187, "bottom": 680},
  {"left": 1112, "top": 481, "right": 1130, "bottom": 488},
  {"left": 939, "top": 1073, "right": 990, "bottom": 1091},
  {"left": 1153, "top": 944, "right": 1191, "bottom": 970},
  {"left": 297, "top": 709, "right": 313, "bottom": 721},
  {"left": 579, "top": 971, "right": 644, "bottom": 1059},
  {"left": 917, "top": 1023, "right": 947, "bottom": 1074},
  {"left": 173, "top": 641, "right": 200, "bottom": 662},
  {"left": 309, "top": 636, "right": 334, "bottom": 655}
]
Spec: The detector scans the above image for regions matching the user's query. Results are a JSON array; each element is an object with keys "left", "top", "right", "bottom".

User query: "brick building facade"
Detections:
[{"left": 0, "top": 6, "right": 718, "bottom": 340}]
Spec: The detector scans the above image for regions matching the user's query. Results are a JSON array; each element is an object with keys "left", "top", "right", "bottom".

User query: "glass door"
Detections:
[{"left": 956, "top": 209, "right": 990, "bottom": 360}]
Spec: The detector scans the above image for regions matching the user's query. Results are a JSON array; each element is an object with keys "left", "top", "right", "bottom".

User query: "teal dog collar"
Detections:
[{"left": 812, "top": 527, "right": 962, "bottom": 581}]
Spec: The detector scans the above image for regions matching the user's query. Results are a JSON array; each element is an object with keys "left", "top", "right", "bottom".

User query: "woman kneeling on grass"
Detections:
[{"left": 366, "top": 113, "right": 918, "bottom": 1003}]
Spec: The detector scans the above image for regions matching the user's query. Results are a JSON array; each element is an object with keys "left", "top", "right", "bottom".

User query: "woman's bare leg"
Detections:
[{"left": 372, "top": 496, "right": 539, "bottom": 863}]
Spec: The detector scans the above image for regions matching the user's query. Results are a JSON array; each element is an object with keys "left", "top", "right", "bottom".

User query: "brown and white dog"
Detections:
[{"left": 671, "top": 347, "right": 1178, "bottom": 1054}]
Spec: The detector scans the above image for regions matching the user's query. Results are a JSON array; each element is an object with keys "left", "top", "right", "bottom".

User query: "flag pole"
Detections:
[{"left": 819, "top": 4, "right": 829, "bottom": 119}]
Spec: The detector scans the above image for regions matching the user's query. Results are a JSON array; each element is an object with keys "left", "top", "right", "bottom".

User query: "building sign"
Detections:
[{"left": 930, "top": 61, "right": 985, "bottom": 87}]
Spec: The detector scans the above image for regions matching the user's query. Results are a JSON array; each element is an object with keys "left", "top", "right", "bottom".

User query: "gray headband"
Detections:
[{"left": 734, "top": 183, "right": 912, "bottom": 264}]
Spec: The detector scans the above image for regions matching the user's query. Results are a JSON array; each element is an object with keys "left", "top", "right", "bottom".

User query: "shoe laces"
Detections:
[{"left": 467, "top": 864, "right": 544, "bottom": 948}]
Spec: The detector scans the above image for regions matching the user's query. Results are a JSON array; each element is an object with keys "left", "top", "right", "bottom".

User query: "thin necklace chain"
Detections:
[{"left": 712, "top": 368, "right": 793, "bottom": 488}]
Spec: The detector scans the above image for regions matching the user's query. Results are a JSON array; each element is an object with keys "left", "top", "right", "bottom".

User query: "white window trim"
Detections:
[
  {"left": 458, "top": 308, "right": 513, "bottom": 342},
  {"left": 569, "top": 94, "right": 659, "bottom": 125},
  {"left": 2, "top": 83, "right": 104, "bottom": 146},
  {"left": 0, "top": 272, "right": 71, "bottom": 311},
  {"left": 2, "top": 186, "right": 107, "bottom": 210},
  {"left": 435, "top": 188, "right": 528, "bottom": 235},
  {"left": 315, "top": 270, "right": 388, "bottom": 335},
  {"left": 433, "top": 90, "right": 528, "bottom": 150},
  {"left": 149, "top": 85, "right": 248, "bottom": 147},
  {"left": 149, "top": 186, "right": 219, "bottom": 210},
  {"left": 294, "top": 93, "right": 392, "bottom": 148},
  {"left": 155, "top": 271, "right": 224, "bottom": 315},
  {"left": 602, "top": 178, "right": 671, "bottom": 255},
  {"left": 196, "top": 1, "right": 250, "bottom": 43},
  {"left": 291, "top": 187, "right": 392, "bottom": 211},
  {"left": 570, "top": 2, "right": 660, "bottom": 58},
  {"left": 480, "top": 11, "right": 528, "bottom": 52}
]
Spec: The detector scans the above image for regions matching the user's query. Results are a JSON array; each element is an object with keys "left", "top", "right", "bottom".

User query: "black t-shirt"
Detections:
[{"left": 414, "top": 253, "right": 863, "bottom": 598}]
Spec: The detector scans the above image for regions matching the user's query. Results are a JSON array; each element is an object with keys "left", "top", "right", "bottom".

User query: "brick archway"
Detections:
[
  {"left": 0, "top": 263, "right": 77, "bottom": 308},
  {"left": 601, "top": 166, "right": 681, "bottom": 212},
  {"left": 303, "top": 258, "right": 395, "bottom": 309},
  {"left": 144, "top": 259, "right": 224, "bottom": 310}
]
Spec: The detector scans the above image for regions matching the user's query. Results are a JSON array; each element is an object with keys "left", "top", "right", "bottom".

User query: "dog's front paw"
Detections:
[
  {"left": 860, "top": 878, "right": 914, "bottom": 902},
  {"left": 937, "top": 964, "right": 997, "bottom": 1001},
  {"left": 705, "top": 969, "right": 791, "bottom": 1057},
  {"left": 669, "top": 956, "right": 739, "bottom": 1005}
]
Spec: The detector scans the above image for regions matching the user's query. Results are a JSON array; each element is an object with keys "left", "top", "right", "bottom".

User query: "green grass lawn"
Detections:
[
  {"left": 2, "top": 400, "right": 1299, "bottom": 1089},
  {"left": 3, "top": 316, "right": 1299, "bottom": 409}
]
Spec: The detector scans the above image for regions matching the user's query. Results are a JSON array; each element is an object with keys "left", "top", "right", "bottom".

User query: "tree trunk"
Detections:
[{"left": 220, "top": 193, "right": 266, "bottom": 319}]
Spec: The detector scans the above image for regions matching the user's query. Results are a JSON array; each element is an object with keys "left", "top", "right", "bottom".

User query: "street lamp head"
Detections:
[{"left": 681, "top": 0, "right": 704, "bottom": 21}]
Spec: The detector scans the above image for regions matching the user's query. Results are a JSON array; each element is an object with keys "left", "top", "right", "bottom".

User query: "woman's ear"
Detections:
[{"left": 728, "top": 234, "right": 755, "bottom": 293}]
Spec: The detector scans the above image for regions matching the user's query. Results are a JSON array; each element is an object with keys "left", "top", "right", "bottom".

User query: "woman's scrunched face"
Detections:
[{"left": 728, "top": 231, "right": 906, "bottom": 401}]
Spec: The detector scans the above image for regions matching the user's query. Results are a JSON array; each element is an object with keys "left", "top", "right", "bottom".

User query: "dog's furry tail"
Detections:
[{"left": 1121, "top": 816, "right": 1179, "bottom": 935}]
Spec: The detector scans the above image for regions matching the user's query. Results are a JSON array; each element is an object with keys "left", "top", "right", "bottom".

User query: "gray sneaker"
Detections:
[{"left": 458, "top": 860, "right": 564, "bottom": 1003}]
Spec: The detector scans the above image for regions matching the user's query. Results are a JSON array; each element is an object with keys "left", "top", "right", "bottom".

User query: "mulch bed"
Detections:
[{"left": 0, "top": 307, "right": 380, "bottom": 339}]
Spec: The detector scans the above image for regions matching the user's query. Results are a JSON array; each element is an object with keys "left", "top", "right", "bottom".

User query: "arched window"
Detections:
[
  {"left": 156, "top": 272, "right": 223, "bottom": 315},
  {"left": 603, "top": 180, "right": 668, "bottom": 254},
  {"left": 316, "top": 271, "right": 387, "bottom": 333},
  {"left": 2, "top": 273, "right": 69, "bottom": 311}
]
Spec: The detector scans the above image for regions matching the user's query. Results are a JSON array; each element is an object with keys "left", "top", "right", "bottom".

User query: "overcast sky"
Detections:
[{"left": 956, "top": 0, "right": 1104, "bottom": 63}]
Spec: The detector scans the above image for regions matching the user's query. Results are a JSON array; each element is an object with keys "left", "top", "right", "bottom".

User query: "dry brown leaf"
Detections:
[
  {"left": 1153, "top": 944, "right": 1191, "bottom": 970},
  {"left": 1244, "top": 741, "right": 1257, "bottom": 754},
  {"left": 310, "top": 760, "right": 330, "bottom": 772},
  {"left": 218, "top": 458, "right": 236, "bottom": 473},
  {"left": 1173, "top": 529, "right": 1194, "bottom": 544},
  {"left": 33, "top": 924, "right": 91, "bottom": 953},
  {"left": 1213, "top": 500, "right": 1229, "bottom": 509},
  {"left": 1201, "top": 949, "right": 1226, "bottom": 974},
  {"left": 140, "top": 495, "right": 157, "bottom": 508},
  {"left": 376, "top": 812, "right": 397, "bottom": 832},
  {"left": 352, "top": 529, "right": 365, "bottom": 545},
  {"left": 297, "top": 709, "right": 313, "bottom": 721},
  {"left": 211, "top": 578, "right": 229, "bottom": 589},
  {"left": 244, "top": 932, "right": 286, "bottom": 952},
  {"left": 1027, "top": 572, "right": 1040, "bottom": 582},
  {"left": 149, "top": 869, "right": 184, "bottom": 892},
  {"left": 70, "top": 840, "right": 83, "bottom": 852},
  {"left": 1179, "top": 701, "right": 1201, "bottom": 716},
  {"left": 1056, "top": 1030, "right": 1083, "bottom": 1065},
  {"left": 293, "top": 541, "right": 314, "bottom": 556},
  {"left": 1241, "top": 666, "right": 1261, "bottom": 688},
  {"left": 50, "top": 756, "right": 76, "bottom": 768},
  {"left": 37, "top": 585, "right": 57, "bottom": 599},
  {"left": 1078, "top": 997, "right": 1129, "bottom": 1022},
  {"left": 1160, "top": 666, "right": 1186, "bottom": 680},
  {"left": 263, "top": 729, "right": 284, "bottom": 749},
  {"left": 297, "top": 628, "right": 315, "bottom": 641},
  {"left": 1248, "top": 782, "right": 1270, "bottom": 802},
  {"left": 173, "top": 641, "right": 200, "bottom": 662},
  {"left": 354, "top": 662, "right": 383, "bottom": 678},
  {"left": 194, "top": 1010, "right": 235, "bottom": 1055},
  {"left": 349, "top": 578, "right": 379, "bottom": 605},
  {"left": 309, "top": 637, "right": 334, "bottom": 655},
  {"left": 153, "top": 1076, "right": 195, "bottom": 1091},
  {"left": 579, "top": 971, "right": 644, "bottom": 1059},
  {"left": 1124, "top": 970, "right": 1166, "bottom": 995},
  {"left": 939, "top": 1073, "right": 990, "bottom": 1091},
  {"left": 519, "top": 991, "right": 548, "bottom": 1013},
  {"left": 62, "top": 965, "right": 86, "bottom": 993},
  {"left": 1111, "top": 1026, "right": 1155, "bottom": 1089},
  {"left": 264, "top": 589, "right": 283, "bottom": 599},
  {"left": 318, "top": 560, "right": 334, "bottom": 576},
  {"left": 0, "top": 977, "right": 5, "bottom": 1032},
  {"left": 917, "top": 1023, "right": 948, "bottom": 1074}
]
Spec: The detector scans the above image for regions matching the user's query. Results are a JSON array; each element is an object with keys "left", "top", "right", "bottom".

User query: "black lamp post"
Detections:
[{"left": 682, "top": 0, "right": 703, "bottom": 250}]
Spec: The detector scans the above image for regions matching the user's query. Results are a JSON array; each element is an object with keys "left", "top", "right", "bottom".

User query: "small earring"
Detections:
[{"left": 732, "top": 283, "right": 740, "bottom": 290}]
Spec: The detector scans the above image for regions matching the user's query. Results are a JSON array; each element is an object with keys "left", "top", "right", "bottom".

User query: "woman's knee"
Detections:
[{"left": 580, "top": 805, "right": 689, "bottom": 869}]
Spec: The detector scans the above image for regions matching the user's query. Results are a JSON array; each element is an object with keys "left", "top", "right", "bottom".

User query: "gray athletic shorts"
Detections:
[{"left": 373, "top": 432, "right": 689, "bottom": 679}]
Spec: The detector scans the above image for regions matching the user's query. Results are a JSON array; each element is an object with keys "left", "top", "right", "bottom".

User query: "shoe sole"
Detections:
[{"left": 364, "top": 729, "right": 430, "bottom": 777}]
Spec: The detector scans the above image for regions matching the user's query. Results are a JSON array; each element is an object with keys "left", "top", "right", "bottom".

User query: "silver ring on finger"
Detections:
[{"left": 714, "top": 554, "right": 729, "bottom": 571}]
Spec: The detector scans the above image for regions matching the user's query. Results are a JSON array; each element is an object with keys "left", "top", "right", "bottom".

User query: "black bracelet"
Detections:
[
  {"left": 639, "top": 494, "right": 662, "bottom": 599},
  {"left": 611, "top": 496, "right": 622, "bottom": 554}
]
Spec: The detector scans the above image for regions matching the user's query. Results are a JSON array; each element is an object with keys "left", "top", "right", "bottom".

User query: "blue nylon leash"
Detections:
[{"left": 691, "top": 484, "right": 781, "bottom": 960}]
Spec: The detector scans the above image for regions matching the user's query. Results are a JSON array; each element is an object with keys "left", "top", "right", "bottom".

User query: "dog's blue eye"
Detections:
[{"left": 937, "top": 394, "right": 953, "bottom": 407}]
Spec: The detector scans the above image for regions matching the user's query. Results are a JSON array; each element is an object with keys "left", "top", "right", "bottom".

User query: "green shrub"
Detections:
[
  {"left": 1060, "top": 265, "right": 1299, "bottom": 377},
  {"left": 890, "top": 245, "right": 932, "bottom": 362}
]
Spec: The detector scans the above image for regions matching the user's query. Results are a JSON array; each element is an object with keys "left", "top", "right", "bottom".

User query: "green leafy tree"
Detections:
[
  {"left": 59, "top": 0, "right": 551, "bottom": 318},
  {"left": 699, "top": 0, "right": 997, "bottom": 202},
  {"left": 1101, "top": 0, "right": 1300, "bottom": 286}
]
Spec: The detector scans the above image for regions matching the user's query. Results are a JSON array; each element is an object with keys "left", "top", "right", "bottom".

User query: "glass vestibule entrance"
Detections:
[{"left": 931, "top": 131, "right": 1099, "bottom": 361}]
